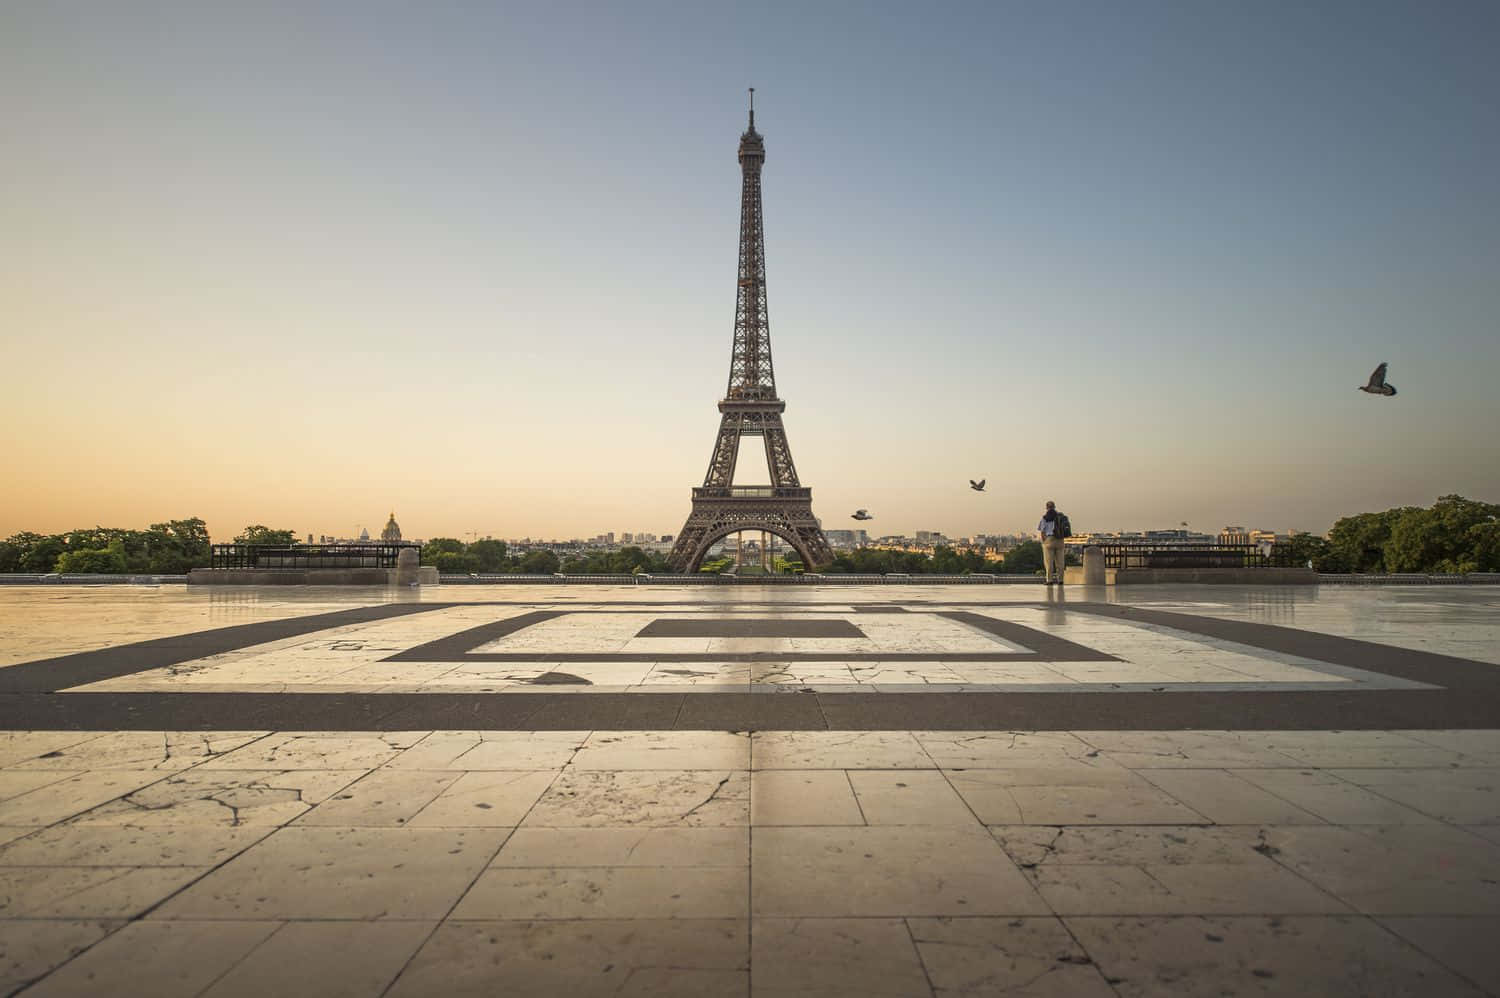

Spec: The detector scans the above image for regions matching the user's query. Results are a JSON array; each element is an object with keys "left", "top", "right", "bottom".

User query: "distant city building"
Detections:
[
  {"left": 381, "top": 512, "right": 402, "bottom": 543},
  {"left": 358, "top": 527, "right": 370, "bottom": 542}
]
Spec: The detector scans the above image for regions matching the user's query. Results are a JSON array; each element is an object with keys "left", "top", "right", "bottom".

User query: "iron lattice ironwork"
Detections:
[{"left": 669, "top": 95, "right": 832, "bottom": 573}]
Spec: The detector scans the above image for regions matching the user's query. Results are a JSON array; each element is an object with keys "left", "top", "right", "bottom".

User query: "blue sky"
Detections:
[{"left": 3, "top": 1, "right": 1497, "bottom": 540}]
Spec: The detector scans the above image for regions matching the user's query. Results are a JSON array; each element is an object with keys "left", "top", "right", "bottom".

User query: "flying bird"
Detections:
[
  {"left": 1359, "top": 362, "right": 1397, "bottom": 396},
  {"left": 969, "top": 479, "right": 986, "bottom": 492},
  {"left": 851, "top": 509, "right": 873, "bottom": 521}
]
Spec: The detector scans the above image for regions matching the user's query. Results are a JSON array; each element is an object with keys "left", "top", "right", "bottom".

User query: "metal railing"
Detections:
[
  {"left": 691, "top": 486, "right": 814, "bottom": 500},
  {"left": 209, "top": 543, "right": 418, "bottom": 570},
  {"left": 1093, "top": 543, "right": 1298, "bottom": 570}
]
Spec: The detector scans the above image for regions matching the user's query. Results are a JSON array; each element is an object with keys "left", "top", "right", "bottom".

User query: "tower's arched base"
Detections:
[{"left": 668, "top": 487, "right": 832, "bottom": 573}]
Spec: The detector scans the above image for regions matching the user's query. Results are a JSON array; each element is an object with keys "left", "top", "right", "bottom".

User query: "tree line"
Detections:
[
  {"left": 1276, "top": 495, "right": 1499, "bottom": 574},
  {"left": 419, "top": 538, "right": 674, "bottom": 576},
  {"left": 4, "top": 496, "right": 1492, "bottom": 575}
]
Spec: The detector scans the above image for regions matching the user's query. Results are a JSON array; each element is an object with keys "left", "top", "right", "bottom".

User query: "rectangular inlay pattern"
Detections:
[{"left": 636, "top": 619, "right": 867, "bottom": 638}]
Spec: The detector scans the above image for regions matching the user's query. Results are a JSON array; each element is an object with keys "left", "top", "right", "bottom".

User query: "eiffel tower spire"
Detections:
[
  {"left": 668, "top": 94, "right": 832, "bottom": 573},
  {"left": 729, "top": 87, "right": 775, "bottom": 402}
]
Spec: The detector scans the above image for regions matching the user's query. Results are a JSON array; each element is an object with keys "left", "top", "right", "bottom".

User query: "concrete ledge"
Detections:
[
  {"left": 1113, "top": 567, "right": 1318, "bottom": 585},
  {"left": 1065, "top": 566, "right": 1116, "bottom": 585}
]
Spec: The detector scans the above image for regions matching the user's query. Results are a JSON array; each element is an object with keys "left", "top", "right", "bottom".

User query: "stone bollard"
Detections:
[
  {"left": 1082, "top": 545, "right": 1106, "bottom": 586},
  {"left": 393, "top": 548, "right": 420, "bottom": 586}
]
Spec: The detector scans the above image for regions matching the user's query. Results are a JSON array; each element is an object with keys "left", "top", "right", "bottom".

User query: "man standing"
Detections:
[{"left": 1038, "top": 500, "right": 1069, "bottom": 585}]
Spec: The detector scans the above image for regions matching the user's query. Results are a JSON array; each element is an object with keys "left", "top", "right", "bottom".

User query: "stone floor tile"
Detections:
[
  {"left": 751, "top": 918, "right": 931, "bottom": 997},
  {"left": 1230, "top": 769, "right": 1439, "bottom": 825},
  {"left": 948, "top": 771, "right": 1208, "bottom": 825},
  {"left": 0, "top": 771, "right": 173, "bottom": 826},
  {"left": 1, "top": 864, "right": 208, "bottom": 918},
  {"left": 0, "top": 919, "right": 120, "bottom": 996},
  {"left": 849, "top": 770, "right": 979, "bottom": 825},
  {"left": 1070, "top": 730, "right": 1303, "bottom": 769},
  {"left": 1261, "top": 731, "right": 1466, "bottom": 768},
  {"left": 0, "top": 771, "right": 76, "bottom": 803},
  {"left": 1326, "top": 768, "right": 1500, "bottom": 824},
  {"left": 0, "top": 733, "right": 104, "bottom": 770},
  {"left": 915, "top": 731, "right": 1121, "bottom": 771},
  {"left": 1399, "top": 730, "right": 1500, "bottom": 764},
  {"left": 990, "top": 825, "right": 1268, "bottom": 868},
  {"left": 493, "top": 827, "right": 748, "bottom": 867},
  {"left": 1376, "top": 916, "right": 1500, "bottom": 995},
  {"left": 453, "top": 865, "right": 747, "bottom": 919},
  {"left": 752, "top": 732, "right": 933, "bottom": 770},
  {"left": 908, "top": 916, "right": 1116, "bottom": 997},
  {"left": 1065, "top": 915, "right": 1486, "bottom": 997},
  {"left": 294, "top": 769, "right": 461, "bottom": 826},
  {"left": 1259, "top": 824, "right": 1500, "bottom": 915},
  {"left": 752, "top": 771, "right": 864, "bottom": 826},
  {"left": 152, "top": 826, "right": 509, "bottom": 919},
  {"left": 7, "top": 732, "right": 265, "bottom": 772},
  {"left": 0, "top": 827, "right": 32, "bottom": 849},
  {"left": 397, "top": 770, "right": 554, "bottom": 826},
  {"left": 19, "top": 919, "right": 281, "bottom": 998},
  {"left": 197, "top": 732, "right": 420, "bottom": 770},
  {"left": 1138, "top": 769, "right": 1327, "bottom": 824},
  {"left": 1027, "top": 859, "right": 1347, "bottom": 915},
  {"left": 752, "top": 826, "right": 1048, "bottom": 916},
  {"left": 71, "top": 769, "right": 366, "bottom": 826},
  {"left": 384, "top": 730, "right": 588, "bottom": 769},
  {"left": 201, "top": 920, "right": 437, "bottom": 998},
  {"left": 386, "top": 919, "right": 748, "bottom": 997},
  {"left": 524, "top": 770, "right": 749, "bottom": 828},
  {"left": 571, "top": 731, "right": 750, "bottom": 770},
  {"left": 0, "top": 823, "right": 270, "bottom": 867},
  {"left": 1461, "top": 824, "right": 1500, "bottom": 846}
]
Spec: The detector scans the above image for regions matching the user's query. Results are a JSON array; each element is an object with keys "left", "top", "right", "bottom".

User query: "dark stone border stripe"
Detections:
[
  {"left": 382, "top": 610, "right": 564, "bottom": 662},
  {"left": 1065, "top": 603, "right": 1500, "bottom": 692},
  {"left": 1, "top": 598, "right": 1496, "bottom": 731},
  {"left": 0, "top": 602, "right": 458, "bottom": 694},
  {"left": 2, "top": 688, "right": 1495, "bottom": 731},
  {"left": 380, "top": 608, "right": 1118, "bottom": 664},
  {"left": 636, "top": 619, "right": 866, "bottom": 638},
  {"left": 939, "top": 610, "right": 1116, "bottom": 661}
]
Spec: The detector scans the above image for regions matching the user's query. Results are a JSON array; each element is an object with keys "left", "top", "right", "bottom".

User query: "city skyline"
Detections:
[{"left": 4, "top": 2, "right": 1498, "bottom": 540}]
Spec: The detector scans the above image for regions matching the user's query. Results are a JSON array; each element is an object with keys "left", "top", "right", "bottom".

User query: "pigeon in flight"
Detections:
[
  {"left": 850, "top": 509, "right": 873, "bottom": 521},
  {"left": 1359, "top": 362, "right": 1397, "bottom": 396},
  {"left": 969, "top": 479, "right": 986, "bottom": 492}
]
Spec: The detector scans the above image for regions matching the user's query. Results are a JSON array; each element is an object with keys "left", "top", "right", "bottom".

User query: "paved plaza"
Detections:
[{"left": 0, "top": 584, "right": 1497, "bottom": 996}]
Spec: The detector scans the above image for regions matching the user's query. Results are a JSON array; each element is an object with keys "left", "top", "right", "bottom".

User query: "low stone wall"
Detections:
[
  {"left": 187, "top": 568, "right": 436, "bottom": 586},
  {"left": 1112, "top": 567, "right": 1318, "bottom": 586}
]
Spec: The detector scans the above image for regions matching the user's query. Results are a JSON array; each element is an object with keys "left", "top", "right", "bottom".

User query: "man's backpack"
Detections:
[{"left": 1055, "top": 513, "right": 1072, "bottom": 539}]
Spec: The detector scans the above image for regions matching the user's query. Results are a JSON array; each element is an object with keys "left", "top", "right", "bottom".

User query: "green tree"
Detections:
[
  {"left": 56, "top": 539, "right": 127, "bottom": 574},
  {"left": 1276, "top": 533, "right": 1340, "bottom": 571},
  {"left": 144, "top": 518, "right": 211, "bottom": 572},
  {"left": 421, "top": 538, "right": 466, "bottom": 564},
  {"left": 18, "top": 534, "right": 65, "bottom": 573},
  {"left": 519, "top": 550, "right": 560, "bottom": 574},
  {"left": 430, "top": 551, "right": 480, "bottom": 574},
  {"left": 467, "top": 539, "right": 509, "bottom": 572},
  {"left": 1, "top": 532, "right": 53, "bottom": 572},
  {"left": 1327, "top": 508, "right": 1415, "bottom": 573},
  {"left": 1468, "top": 520, "right": 1500, "bottom": 573},
  {"left": 235, "top": 525, "right": 297, "bottom": 546},
  {"left": 1384, "top": 495, "right": 1500, "bottom": 573},
  {"left": 1000, "top": 541, "right": 1044, "bottom": 575}
]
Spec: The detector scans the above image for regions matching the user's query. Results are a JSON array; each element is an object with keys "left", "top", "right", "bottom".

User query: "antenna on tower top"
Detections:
[{"left": 748, "top": 87, "right": 755, "bottom": 128}]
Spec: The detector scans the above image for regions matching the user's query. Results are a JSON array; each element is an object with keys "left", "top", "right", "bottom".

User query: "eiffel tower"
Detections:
[{"left": 668, "top": 92, "right": 833, "bottom": 573}]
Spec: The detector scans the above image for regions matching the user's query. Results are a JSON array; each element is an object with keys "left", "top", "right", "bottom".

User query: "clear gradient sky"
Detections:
[{"left": 3, "top": 1, "right": 1497, "bottom": 542}]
